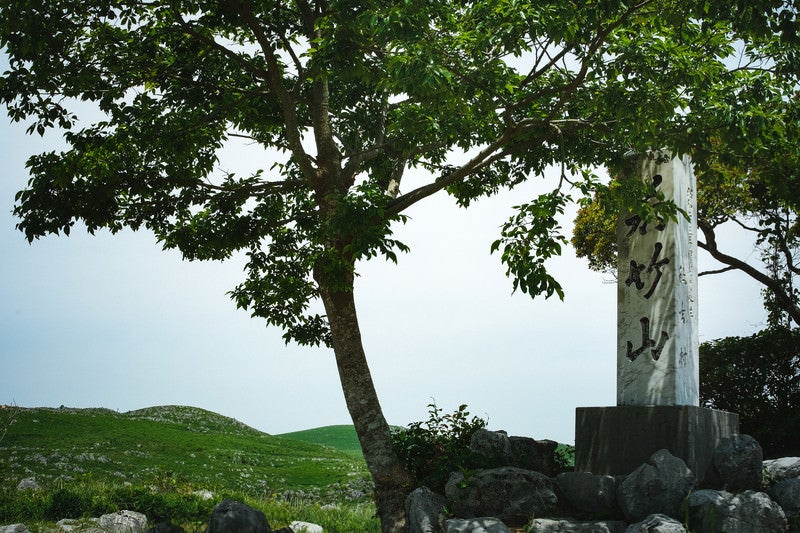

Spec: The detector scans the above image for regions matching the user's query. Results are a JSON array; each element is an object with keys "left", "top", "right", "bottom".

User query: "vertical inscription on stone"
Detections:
[{"left": 617, "top": 152, "right": 699, "bottom": 406}]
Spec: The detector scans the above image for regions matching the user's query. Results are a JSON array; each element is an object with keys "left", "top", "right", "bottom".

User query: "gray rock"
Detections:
[
  {"left": 205, "top": 499, "right": 271, "bottom": 533},
  {"left": 468, "top": 430, "right": 557, "bottom": 475},
  {"left": 527, "top": 518, "right": 626, "bottom": 532},
  {"left": 445, "top": 518, "right": 510, "bottom": 533},
  {"left": 0, "top": 525, "right": 31, "bottom": 533},
  {"left": 99, "top": 511, "right": 148, "bottom": 533},
  {"left": 769, "top": 478, "right": 800, "bottom": 526},
  {"left": 556, "top": 472, "right": 617, "bottom": 519},
  {"left": 446, "top": 467, "right": 557, "bottom": 527},
  {"left": 685, "top": 489, "right": 787, "bottom": 532},
  {"left": 625, "top": 514, "right": 686, "bottom": 533},
  {"left": 616, "top": 449, "right": 695, "bottom": 522},
  {"left": 288, "top": 522, "right": 322, "bottom": 533},
  {"left": 764, "top": 457, "right": 800, "bottom": 484},
  {"left": 406, "top": 486, "right": 448, "bottom": 533},
  {"left": 469, "top": 430, "right": 512, "bottom": 465},
  {"left": 15, "top": 478, "right": 40, "bottom": 491},
  {"left": 56, "top": 518, "right": 100, "bottom": 532},
  {"left": 508, "top": 436, "right": 558, "bottom": 476},
  {"left": 706, "top": 434, "right": 762, "bottom": 491}
]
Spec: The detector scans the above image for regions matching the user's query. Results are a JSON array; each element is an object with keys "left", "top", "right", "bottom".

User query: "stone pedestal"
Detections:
[{"left": 575, "top": 406, "right": 739, "bottom": 478}]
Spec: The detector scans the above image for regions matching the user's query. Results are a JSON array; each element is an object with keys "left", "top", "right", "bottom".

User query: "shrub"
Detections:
[
  {"left": 700, "top": 326, "right": 800, "bottom": 458},
  {"left": 45, "top": 487, "right": 93, "bottom": 520},
  {"left": 391, "top": 402, "right": 487, "bottom": 493}
]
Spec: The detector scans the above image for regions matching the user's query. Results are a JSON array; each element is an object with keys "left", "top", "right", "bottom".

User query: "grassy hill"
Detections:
[
  {"left": 0, "top": 405, "right": 379, "bottom": 531},
  {"left": 278, "top": 425, "right": 364, "bottom": 459},
  {"left": 0, "top": 405, "right": 368, "bottom": 495}
]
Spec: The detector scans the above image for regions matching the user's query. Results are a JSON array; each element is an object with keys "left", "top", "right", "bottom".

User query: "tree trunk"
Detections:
[{"left": 315, "top": 268, "right": 416, "bottom": 532}]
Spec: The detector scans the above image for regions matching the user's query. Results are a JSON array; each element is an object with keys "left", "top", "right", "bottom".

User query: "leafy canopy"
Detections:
[{"left": 2, "top": 0, "right": 799, "bottom": 345}]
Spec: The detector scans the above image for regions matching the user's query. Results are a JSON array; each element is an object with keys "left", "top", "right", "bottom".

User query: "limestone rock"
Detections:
[
  {"left": 527, "top": 518, "right": 626, "bottom": 532},
  {"left": 468, "top": 429, "right": 556, "bottom": 475},
  {"left": 764, "top": 457, "right": 800, "bottom": 484},
  {"left": 706, "top": 434, "right": 762, "bottom": 491},
  {"left": 508, "top": 436, "right": 558, "bottom": 476},
  {"left": 616, "top": 449, "right": 694, "bottom": 522},
  {"left": 56, "top": 518, "right": 101, "bottom": 532},
  {"left": 205, "top": 499, "right": 271, "bottom": 533},
  {"left": 288, "top": 522, "right": 322, "bottom": 533},
  {"left": 99, "top": 511, "right": 148, "bottom": 533},
  {"left": 625, "top": 514, "right": 686, "bottom": 533},
  {"left": 769, "top": 478, "right": 800, "bottom": 527},
  {"left": 556, "top": 472, "right": 617, "bottom": 519},
  {"left": 445, "top": 467, "right": 557, "bottom": 527},
  {"left": 684, "top": 489, "right": 787, "bottom": 532},
  {"left": 0, "top": 525, "right": 31, "bottom": 533},
  {"left": 406, "top": 486, "right": 448, "bottom": 533},
  {"left": 445, "top": 517, "right": 510, "bottom": 533},
  {"left": 469, "top": 429, "right": 512, "bottom": 466},
  {"left": 15, "top": 478, "right": 40, "bottom": 491}
]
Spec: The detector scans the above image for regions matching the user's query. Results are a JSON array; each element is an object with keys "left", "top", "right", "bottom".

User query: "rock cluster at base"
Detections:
[{"left": 406, "top": 430, "right": 800, "bottom": 533}]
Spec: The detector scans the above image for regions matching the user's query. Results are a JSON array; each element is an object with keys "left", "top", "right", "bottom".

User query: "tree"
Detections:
[
  {"left": 1, "top": 1, "right": 798, "bottom": 529},
  {"left": 700, "top": 327, "right": 800, "bottom": 458},
  {"left": 573, "top": 142, "right": 800, "bottom": 327}
]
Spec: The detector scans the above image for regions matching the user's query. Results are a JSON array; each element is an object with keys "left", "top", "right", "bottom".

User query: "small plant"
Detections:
[
  {"left": 0, "top": 402, "right": 19, "bottom": 445},
  {"left": 391, "top": 402, "right": 487, "bottom": 493},
  {"left": 554, "top": 444, "right": 575, "bottom": 473}
]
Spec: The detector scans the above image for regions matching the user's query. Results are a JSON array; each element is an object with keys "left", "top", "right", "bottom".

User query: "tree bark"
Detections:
[{"left": 315, "top": 268, "right": 416, "bottom": 533}]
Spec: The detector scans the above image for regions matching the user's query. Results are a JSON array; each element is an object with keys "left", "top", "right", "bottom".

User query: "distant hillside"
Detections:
[
  {"left": 0, "top": 406, "right": 368, "bottom": 495},
  {"left": 279, "top": 425, "right": 364, "bottom": 458}
]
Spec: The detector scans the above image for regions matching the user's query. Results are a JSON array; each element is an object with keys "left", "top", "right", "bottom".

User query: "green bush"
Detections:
[
  {"left": 700, "top": 326, "right": 800, "bottom": 458},
  {"left": 45, "top": 487, "right": 93, "bottom": 520},
  {"left": 391, "top": 402, "right": 487, "bottom": 494}
]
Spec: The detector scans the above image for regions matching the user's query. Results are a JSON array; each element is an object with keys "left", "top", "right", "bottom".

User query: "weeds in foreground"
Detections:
[{"left": 0, "top": 480, "right": 380, "bottom": 533}]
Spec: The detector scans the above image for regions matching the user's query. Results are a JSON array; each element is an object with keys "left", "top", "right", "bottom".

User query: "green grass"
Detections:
[
  {"left": 278, "top": 425, "right": 364, "bottom": 459},
  {"left": 0, "top": 405, "right": 378, "bottom": 531}
]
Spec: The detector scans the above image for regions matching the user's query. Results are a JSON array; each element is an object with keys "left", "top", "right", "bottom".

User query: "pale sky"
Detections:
[{"left": 0, "top": 101, "right": 768, "bottom": 445}]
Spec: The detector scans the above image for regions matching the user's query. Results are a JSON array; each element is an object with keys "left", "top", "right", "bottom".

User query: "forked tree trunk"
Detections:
[{"left": 315, "top": 269, "right": 416, "bottom": 532}]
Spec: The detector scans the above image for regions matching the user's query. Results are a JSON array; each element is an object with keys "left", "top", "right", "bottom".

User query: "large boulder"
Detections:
[
  {"left": 99, "top": 510, "right": 148, "bottom": 533},
  {"left": 469, "top": 430, "right": 513, "bottom": 466},
  {"left": 704, "top": 434, "right": 762, "bottom": 491},
  {"left": 625, "top": 514, "right": 686, "bottom": 533},
  {"left": 556, "top": 472, "right": 618, "bottom": 519},
  {"left": 764, "top": 457, "right": 800, "bottom": 484},
  {"left": 769, "top": 478, "right": 800, "bottom": 528},
  {"left": 684, "top": 489, "right": 787, "bottom": 532},
  {"left": 527, "top": 518, "right": 626, "bottom": 532},
  {"left": 445, "top": 517, "right": 511, "bottom": 532},
  {"left": 468, "top": 430, "right": 557, "bottom": 475},
  {"left": 445, "top": 467, "right": 557, "bottom": 527},
  {"left": 205, "top": 499, "right": 271, "bottom": 533},
  {"left": 508, "top": 436, "right": 558, "bottom": 476},
  {"left": 406, "top": 486, "right": 448, "bottom": 533},
  {"left": 616, "top": 449, "right": 695, "bottom": 523}
]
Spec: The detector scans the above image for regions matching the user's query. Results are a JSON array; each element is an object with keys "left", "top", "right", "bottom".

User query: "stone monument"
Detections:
[{"left": 574, "top": 151, "right": 739, "bottom": 479}]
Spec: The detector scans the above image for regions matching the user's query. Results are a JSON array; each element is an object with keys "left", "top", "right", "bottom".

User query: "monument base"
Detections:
[{"left": 575, "top": 405, "right": 739, "bottom": 479}]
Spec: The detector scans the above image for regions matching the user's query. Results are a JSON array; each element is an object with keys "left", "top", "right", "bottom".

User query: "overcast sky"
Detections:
[{"left": 0, "top": 99, "right": 769, "bottom": 445}]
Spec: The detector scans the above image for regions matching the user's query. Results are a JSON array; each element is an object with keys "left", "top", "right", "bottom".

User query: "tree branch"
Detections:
[
  {"left": 236, "top": 1, "right": 317, "bottom": 182},
  {"left": 699, "top": 221, "right": 800, "bottom": 326}
]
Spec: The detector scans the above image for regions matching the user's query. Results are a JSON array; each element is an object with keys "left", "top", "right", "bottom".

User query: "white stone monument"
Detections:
[
  {"left": 616, "top": 151, "right": 699, "bottom": 406},
  {"left": 574, "top": 150, "right": 738, "bottom": 478}
]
